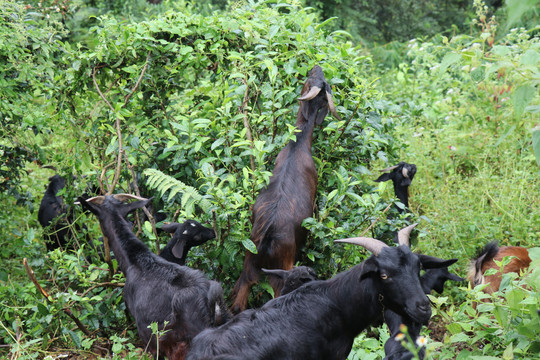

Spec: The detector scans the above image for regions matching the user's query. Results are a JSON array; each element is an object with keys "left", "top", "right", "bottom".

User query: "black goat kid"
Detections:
[
  {"left": 375, "top": 162, "right": 417, "bottom": 213},
  {"left": 186, "top": 225, "right": 454, "bottom": 360},
  {"left": 383, "top": 258, "right": 464, "bottom": 360},
  {"left": 38, "top": 175, "right": 71, "bottom": 251},
  {"left": 262, "top": 266, "right": 317, "bottom": 296},
  {"left": 231, "top": 65, "right": 340, "bottom": 313},
  {"left": 79, "top": 195, "right": 229, "bottom": 360},
  {"left": 160, "top": 220, "right": 216, "bottom": 266}
]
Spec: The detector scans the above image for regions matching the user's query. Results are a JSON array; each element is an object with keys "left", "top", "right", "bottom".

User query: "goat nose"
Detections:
[{"left": 417, "top": 302, "right": 431, "bottom": 314}]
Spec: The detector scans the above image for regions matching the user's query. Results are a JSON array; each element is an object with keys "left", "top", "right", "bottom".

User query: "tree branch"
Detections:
[
  {"left": 240, "top": 77, "right": 256, "bottom": 173},
  {"left": 24, "top": 258, "right": 91, "bottom": 336}
]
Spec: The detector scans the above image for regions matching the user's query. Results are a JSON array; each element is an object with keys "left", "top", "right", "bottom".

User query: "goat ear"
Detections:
[
  {"left": 360, "top": 258, "right": 379, "bottom": 280},
  {"left": 171, "top": 240, "right": 185, "bottom": 259},
  {"left": 261, "top": 268, "right": 289, "bottom": 280},
  {"left": 374, "top": 173, "right": 392, "bottom": 182},
  {"left": 118, "top": 198, "right": 152, "bottom": 219},
  {"left": 417, "top": 254, "right": 457, "bottom": 269},
  {"left": 161, "top": 223, "right": 181, "bottom": 234},
  {"left": 447, "top": 273, "right": 465, "bottom": 282}
]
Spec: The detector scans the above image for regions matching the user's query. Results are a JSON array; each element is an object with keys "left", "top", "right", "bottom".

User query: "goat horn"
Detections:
[
  {"left": 83, "top": 196, "right": 105, "bottom": 205},
  {"left": 397, "top": 223, "right": 418, "bottom": 247},
  {"left": 379, "top": 165, "right": 399, "bottom": 173},
  {"left": 298, "top": 86, "right": 322, "bottom": 101},
  {"left": 326, "top": 91, "right": 341, "bottom": 120},
  {"left": 402, "top": 167, "right": 409, "bottom": 178},
  {"left": 334, "top": 237, "right": 388, "bottom": 256},
  {"left": 112, "top": 194, "right": 149, "bottom": 202}
]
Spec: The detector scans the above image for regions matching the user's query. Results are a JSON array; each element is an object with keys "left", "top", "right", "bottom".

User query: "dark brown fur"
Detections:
[{"left": 230, "top": 66, "right": 335, "bottom": 313}]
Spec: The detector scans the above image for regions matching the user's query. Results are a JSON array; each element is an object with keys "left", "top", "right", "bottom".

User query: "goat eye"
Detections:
[{"left": 380, "top": 274, "right": 388, "bottom": 280}]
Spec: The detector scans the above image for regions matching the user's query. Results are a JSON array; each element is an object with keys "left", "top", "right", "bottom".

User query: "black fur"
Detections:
[
  {"left": 79, "top": 195, "right": 229, "bottom": 359},
  {"left": 187, "top": 246, "right": 453, "bottom": 360},
  {"left": 375, "top": 162, "right": 417, "bottom": 213},
  {"left": 160, "top": 220, "right": 216, "bottom": 266},
  {"left": 262, "top": 266, "right": 318, "bottom": 295},
  {"left": 383, "top": 258, "right": 464, "bottom": 360},
  {"left": 38, "top": 175, "right": 70, "bottom": 251}
]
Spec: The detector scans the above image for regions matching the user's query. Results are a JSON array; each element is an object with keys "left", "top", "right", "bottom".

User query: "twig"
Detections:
[
  {"left": 81, "top": 282, "right": 125, "bottom": 298},
  {"left": 124, "top": 51, "right": 151, "bottom": 105},
  {"left": 92, "top": 65, "right": 123, "bottom": 195},
  {"left": 359, "top": 203, "right": 393, "bottom": 237},
  {"left": 124, "top": 153, "right": 160, "bottom": 253},
  {"left": 23, "top": 258, "right": 91, "bottom": 336},
  {"left": 212, "top": 209, "right": 222, "bottom": 246},
  {"left": 331, "top": 99, "right": 361, "bottom": 151},
  {"left": 240, "top": 77, "right": 256, "bottom": 173}
]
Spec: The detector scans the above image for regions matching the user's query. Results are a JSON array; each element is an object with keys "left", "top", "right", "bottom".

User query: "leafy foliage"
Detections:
[{"left": 0, "top": 0, "right": 538, "bottom": 359}]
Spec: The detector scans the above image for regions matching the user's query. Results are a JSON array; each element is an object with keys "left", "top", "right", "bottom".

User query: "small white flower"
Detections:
[
  {"left": 395, "top": 333, "right": 406, "bottom": 341},
  {"left": 416, "top": 336, "right": 428, "bottom": 347}
]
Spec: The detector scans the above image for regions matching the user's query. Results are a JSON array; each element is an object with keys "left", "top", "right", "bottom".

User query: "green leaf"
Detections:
[
  {"left": 242, "top": 239, "right": 258, "bottom": 254},
  {"left": 439, "top": 52, "right": 461, "bottom": 74},
  {"left": 505, "top": 0, "right": 538, "bottom": 30},
  {"left": 512, "top": 85, "right": 535, "bottom": 117},
  {"left": 532, "top": 127, "right": 540, "bottom": 167},
  {"left": 450, "top": 332, "right": 469, "bottom": 343}
]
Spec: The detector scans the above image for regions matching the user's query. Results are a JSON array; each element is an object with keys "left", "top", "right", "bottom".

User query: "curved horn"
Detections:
[
  {"left": 402, "top": 167, "right": 409, "bottom": 178},
  {"left": 380, "top": 165, "right": 399, "bottom": 173},
  {"left": 334, "top": 237, "right": 388, "bottom": 256},
  {"left": 112, "top": 194, "right": 149, "bottom": 202},
  {"left": 298, "top": 86, "right": 322, "bottom": 101},
  {"left": 84, "top": 196, "right": 105, "bottom": 205},
  {"left": 326, "top": 91, "right": 341, "bottom": 120},
  {"left": 397, "top": 223, "right": 418, "bottom": 247}
]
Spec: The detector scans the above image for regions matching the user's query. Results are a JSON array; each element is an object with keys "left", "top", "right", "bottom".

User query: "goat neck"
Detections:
[{"left": 78, "top": 195, "right": 152, "bottom": 272}]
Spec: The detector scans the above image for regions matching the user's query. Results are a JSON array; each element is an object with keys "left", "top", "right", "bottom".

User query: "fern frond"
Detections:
[{"left": 143, "top": 168, "right": 213, "bottom": 215}]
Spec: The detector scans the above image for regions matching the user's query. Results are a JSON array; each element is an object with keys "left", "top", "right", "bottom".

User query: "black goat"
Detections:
[
  {"left": 375, "top": 162, "right": 417, "bottom": 213},
  {"left": 160, "top": 220, "right": 216, "bottom": 266},
  {"left": 79, "top": 194, "right": 230, "bottom": 360},
  {"left": 38, "top": 175, "right": 73, "bottom": 251},
  {"left": 261, "top": 266, "right": 318, "bottom": 296},
  {"left": 186, "top": 225, "right": 455, "bottom": 360},
  {"left": 383, "top": 258, "right": 464, "bottom": 360},
  {"left": 231, "top": 65, "right": 340, "bottom": 313}
]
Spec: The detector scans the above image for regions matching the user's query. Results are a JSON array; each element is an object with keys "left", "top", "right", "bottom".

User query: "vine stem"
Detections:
[
  {"left": 124, "top": 152, "right": 160, "bottom": 253},
  {"left": 23, "top": 258, "right": 91, "bottom": 336},
  {"left": 359, "top": 203, "right": 393, "bottom": 237},
  {"left": 240, "top": 77, "right": 256, "bottom": 173}
]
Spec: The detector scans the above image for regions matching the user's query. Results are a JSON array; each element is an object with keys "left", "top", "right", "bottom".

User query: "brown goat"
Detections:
[
  {"left": 467, "top": 241, "right": 531, "bottom": 294},
  {"left": 230, "top": 65, "right": 340, "bottom": 313}
]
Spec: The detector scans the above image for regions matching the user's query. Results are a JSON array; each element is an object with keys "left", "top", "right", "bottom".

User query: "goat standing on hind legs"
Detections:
[{"left": 231, "top": 65, "right": 340, "bottom": 313}]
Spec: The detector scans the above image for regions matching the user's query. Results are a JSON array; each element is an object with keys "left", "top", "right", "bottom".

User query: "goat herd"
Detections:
[{"left": 37, "top": 66, "right": 532, "bottom": 360}]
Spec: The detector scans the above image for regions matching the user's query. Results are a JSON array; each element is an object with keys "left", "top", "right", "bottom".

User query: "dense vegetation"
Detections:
[{"left": 1, "top": 0, "right": 538, "bottom": 359}]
